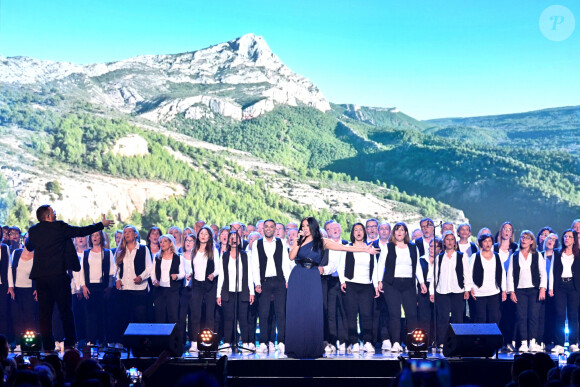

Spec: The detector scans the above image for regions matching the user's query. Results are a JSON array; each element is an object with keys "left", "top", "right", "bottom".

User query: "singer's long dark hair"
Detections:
[{"left": 300, "top": 216, "right": 324, "bottom": 252}]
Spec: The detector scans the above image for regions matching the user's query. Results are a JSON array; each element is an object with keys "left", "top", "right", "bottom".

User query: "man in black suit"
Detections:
[{"left": 26, "top": 204, "right": 114, "bottom": 352}]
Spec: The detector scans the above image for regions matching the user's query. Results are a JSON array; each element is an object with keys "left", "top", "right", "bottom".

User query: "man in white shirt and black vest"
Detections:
[{"left": 252, "top": 219, "right": 290, "bottom": 354}]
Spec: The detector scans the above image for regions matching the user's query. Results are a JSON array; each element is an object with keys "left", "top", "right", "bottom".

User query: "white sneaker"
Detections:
[
  {"left": 506, "top": 341, "right": 515, "bottom": 352},
  {"left": 268, "top": 342, "right": 275, "bottom": 353},
  {"left": 189, "top": 342, "right": 198, "bottom": 353},
  {"left": 518, "top": 341, "right": 529, "bottom": 352},
  {"left": 349, "top": 343, "right": 360, "bottom": 353},
  {"left": 277, "top": 342, "right": 285, "bottom": 354},
  {"left": 363, "top": 342, "right": 375, "bottom": 353},
  {"left": 257, "top": 343, "right": 268, "bottom": 353},
  {"left": 391, "top": 342, "right": 403, "bottom": 352},
  {"left": 325, "top": 344, "right": 333, "bottom": 354},
  {"left": 218, "top": 343, "right": 232, "bottom": 353},
  {"left": 570, "top": 344, "right": 579, "bottom": 352},
  {"left": 530, "top": 339, "right": 542, "bottom": 352},
  {"left": 381, "top": 340, "right": 392, "bottom": 351},
  {"left": 337, "top": 342, "right": 346, "bottom": 353},
  {"left": 248, "top": 342, "right": 256, "bottom": 351},
  {"left": 552, "top": 345, "right": 565, "bottom": 354}
]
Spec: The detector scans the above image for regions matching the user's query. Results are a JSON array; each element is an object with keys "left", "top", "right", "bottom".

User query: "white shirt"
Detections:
[
  {"left": 548, "top": 252, "right": 575, "bottom": 291},
  {"left": 458, "top": 242, "right": 477, "bottom": 261},
  {"left": 79, "top": 250, "right": 116, "bottom": 287},
  {"left": 377, "top": 244, "right": 425, "bottom": 284},
  {"left": 216, "top": 253, "right": 255, "bottom": 297},
  {"left": 151, "top": 254, "right": 185, "bottom": 287},
  {"left": 429, "top": 251, "right": 471, "bottom": 295},
  {"left": 183, "top": 256, "right": 193, "bottom": 286},
  {"left": 338, "top": 250, "right": 378, "bottom": 287},
  {"left": 251, "top": 238, "right": 290, "bottom": 286},
  {"left": 9, "top": 252, "right": 34, "bottom": 288},
  {"left": 321, "top": 249, "right": 343, "bottom": 276},
  {"left": 469, "top": 252, "right": 507, "bottom": 297},
  {"left": 191, "top": 248, "right": 220, "bottom": 282},
  {"left": 71, "top": 252, "right": 84, "bottom": 294},
  {"left": 117, "top": 245, "right": 152, "bottom": 291},
  {"left": 507, "top": 250, "right": 547, "bottom": 292}
]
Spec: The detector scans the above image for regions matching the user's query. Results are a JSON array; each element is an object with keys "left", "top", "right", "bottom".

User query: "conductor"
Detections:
[{"left": 26, "top": 205, "right": 114, "bottom": 352}]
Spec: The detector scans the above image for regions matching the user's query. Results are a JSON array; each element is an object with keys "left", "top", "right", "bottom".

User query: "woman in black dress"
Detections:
[{"left": 285, "top": 217, "right": 378, "bottom": 358}]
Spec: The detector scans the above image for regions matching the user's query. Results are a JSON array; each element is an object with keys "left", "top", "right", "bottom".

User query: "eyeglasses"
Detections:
[{"left": 521, "top": 235, "right": 532, "bottom": 241}]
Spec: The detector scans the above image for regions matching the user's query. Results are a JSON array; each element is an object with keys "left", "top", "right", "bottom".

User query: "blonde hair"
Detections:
[
  {"left": 157, "top": 234, "right": 177, "bottom": 258},
  {"left": 115, "top": 225, "right": 139, "bottom": 266}
]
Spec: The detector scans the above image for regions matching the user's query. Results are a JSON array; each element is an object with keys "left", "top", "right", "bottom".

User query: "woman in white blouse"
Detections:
[
  {"left": 151, "top": 234, "right": 185, "bottom": 325},
  {"left": 507, "top": 230, "right": 547, "bottom": 352},
  {"left": 8, "top": 244, "right": 37, "bottom": 345},
  {"left": 217, "top": 231, "right": 255, "bottom": 352},
  {"left": 549, "top": 229, "right": 579, "bottom": 354},
  {"left": 188, "top": 226, "right": 220, "bottom": 352},
  {"left": 377, "top": 222, "right": 426, "bottom": 353},
  {"left": 179, "top": 233, "right": 197, "bottom": 352},
  {"left": 469, "top": 233, "right": 507, "bottom": 324}
]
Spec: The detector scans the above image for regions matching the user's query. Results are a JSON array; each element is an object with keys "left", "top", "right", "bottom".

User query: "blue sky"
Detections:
[{"left": 0, "top": 0, "right": 578, "bottom": 119}]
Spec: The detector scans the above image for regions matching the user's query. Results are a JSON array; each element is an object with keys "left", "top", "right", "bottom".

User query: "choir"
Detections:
[{"left": 1, "top": 217, "right": 580, "bottom": 357}]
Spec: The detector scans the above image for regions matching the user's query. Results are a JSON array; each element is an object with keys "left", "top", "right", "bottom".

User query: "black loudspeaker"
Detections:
[
  {"left": 443, "top": 323, "right": 503, "bottom": 358},
  {"left": 123, "top": 323, "right": 181, "bottom": 357}
]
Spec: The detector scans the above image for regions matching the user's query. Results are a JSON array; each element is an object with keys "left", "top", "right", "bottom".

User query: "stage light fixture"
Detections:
[
  {"left": 406, "top": 328, "right": 429, "bottom": 358},
  {"left": 197, "top": 328, "right": 219, "bottom": 359},
  {"left": 20, "top": 330, "right": 42, "bottom": 355}
]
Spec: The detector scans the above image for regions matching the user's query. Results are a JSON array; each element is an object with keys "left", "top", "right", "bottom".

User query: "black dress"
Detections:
[{"left": 285, "top": 241, "right": 325, "bottom": 358}]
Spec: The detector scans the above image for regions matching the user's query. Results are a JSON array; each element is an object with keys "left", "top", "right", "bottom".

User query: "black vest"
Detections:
[
  {"left": 472, "top": 252, "right": 503, "bottom": 292},
  {"left": 457, "top": 242, "right": 478, "bottom": 256},
  {"left": 192, "top": 249, "right": 215, "bottom": 282},
  {"left": 512, "top": 251, "right": 540, "bottom": 289},
  {"left": 320, "top": 239, "right": 348, "bottom": 267},
  {"left": 11, "top": 248, "right": 23, "bottom": 286},
  {"left": 436, "top": 251, "right": 465, "bottom": 290},
  {"left": 552, "top": 249, "right": 580, "bottom": 290},
  {"left": 345, "top": 247, "right": 374, "bottom": 282},
  {"left": 257, "top": 238, "right": 284, "bottom": 282},
  {"left": 83, "top": 249, "right": 111, "bottom": 288},
  {"left": 220, "top": 251, "right": 250, "bottom": 302},
  {"left": 415, "top": 237, "right": 427, "bottom": 257},
  {"left": 494, "top": 242, "right": 518, "bottom": 254},
  {"left": 382, "top": 242, "right": 418, "bottom": 285},
  {"left": 0, "top": 244, "right": 9, "bottom": 286},
  {"left": 118, "top": 245, "right": 147, "bottom": 280},
  {"left": 154, "top": 253, "right": 182, "bottom": 288}
]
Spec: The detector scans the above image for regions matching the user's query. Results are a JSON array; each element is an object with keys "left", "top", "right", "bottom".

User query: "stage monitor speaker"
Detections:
[
  {"left": 442, "top": 323, "right": 503, "bottom": 358},
  {"left": 123, "top": 323, "right": 181, "bottom": 357}
]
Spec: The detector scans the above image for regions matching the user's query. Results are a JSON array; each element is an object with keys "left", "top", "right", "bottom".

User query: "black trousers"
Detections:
[
  {"left": 72, "top": 294, "right": 87, "bottom": 342},
  {"left": 36, "top": 274, "right": 76, "bottom": 350},
  {"left": 515, "top": 287, "right": 541, "bottom": 341},
  {"left": 343, "top": 282, "right": 374, "bottom": 345},
  {"left": 190, "top": 280, "right": 217, "bottom": 338},
  {"left": 539, "top": 295, "right": 556, "bottom": 345},
  {"left": 154, "top": 286, "right": 180, "bottom": 324},
  {"left": 323, "top": 276, "right": 348, "bottom": 344},
  {"left": 247, "top": 295, "right": 258, "bottom": 343},
  {"left": 0, "top": 284, "right": 12, "bottom": 341},
  {"left": 11, "top": 287, "right": 38, "bottom": 335},
  {"left": 435, "top": 292, "right": 465, "bottom": 346},
  {"left": 554, "top": 281, "right": 580, "bottom": 345},
  {"left": 178, "top": 286, "right": 194, "bottom": 342},
  {"left": 417, "top": 282, "right": 433, "bottom": 341},
  {"left": 222, "top": 292, "right": 250, "bottom": 344},
  {"left": 373, "top": 295, "right": 390, "bottom": 344},
  {"left": 383, "top": 278, "right": 418, "bottom": 343},
  {"left": 119, "top": 289, "right": 148, "bottom": 338},
  {"left": 258, "top": 277, "right": 286, "bottom": 343},
  {"left": 84, "top": 285, "right": 107, "bottom": 344},
  {"left": 500, "top": 297, "right": 517, "bottom": 343},
  {"left": 473, "top": 293, "right": 501, "bottom": 324}
]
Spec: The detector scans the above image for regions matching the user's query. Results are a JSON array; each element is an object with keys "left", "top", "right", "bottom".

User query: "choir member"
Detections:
[
  {"left": 217, "top": 232, "right": 255, "bottom": 352},
  {"left": 377, "top": 222, "right": 426, "bottom": 352},
  {"left": 469, "top": 233, "right": 506, "bottom": 324},
  {"left": 429, "top": 230, "right": 471, "bottom": 348},
  {"left": 151, "top": 234, "right": 185, "bottom": 325},
  {"left": 549, "top": 230, "right": 579, "bottom": 354},
  {"left": 80, "top": 231, "right": 115, "bottom": 346},
  {"left": 179, "top": 233, "right": 196, "bottom": 351},
  {"left": 507, "top": 230, "right": 547, "bottom": 352}
]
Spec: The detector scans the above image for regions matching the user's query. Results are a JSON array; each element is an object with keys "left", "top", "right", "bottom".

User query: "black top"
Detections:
[{"left": 26, "top": 220, "right": 104, "bottom": 279}]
